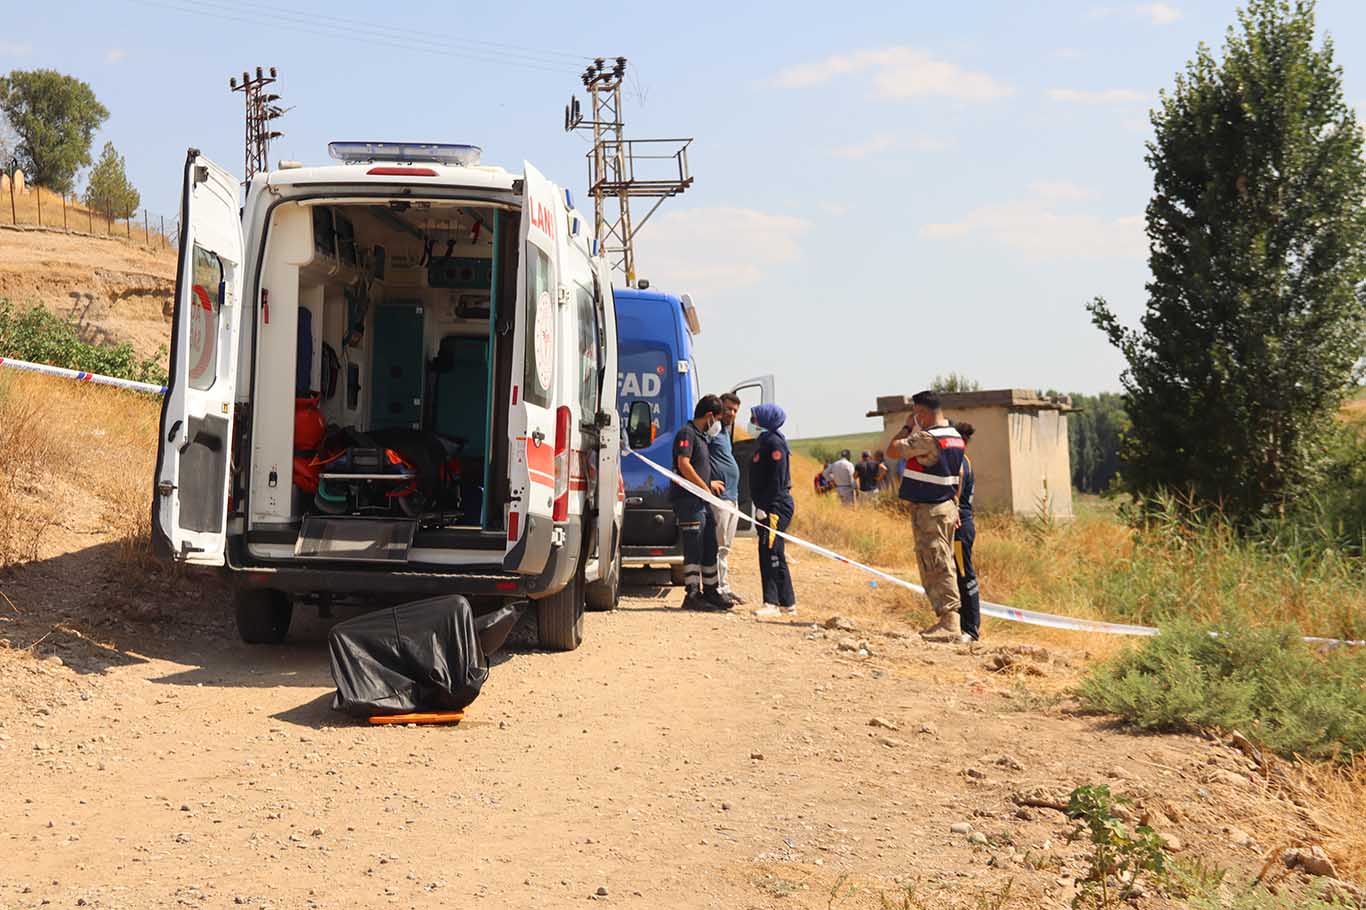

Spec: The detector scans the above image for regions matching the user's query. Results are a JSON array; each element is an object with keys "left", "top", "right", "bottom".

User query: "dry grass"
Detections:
[
  {"left": 787, "top": 452, "right": 1365, "bottom": 641},
  {"left": 0, "top": 371, "right": 161, "bottom": 571},
  {"left": 2, "top": 183, "right": 173, "bottom": 247}
]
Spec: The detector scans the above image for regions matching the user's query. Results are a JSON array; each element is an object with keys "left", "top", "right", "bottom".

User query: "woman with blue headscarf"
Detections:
[{"left": 748, "top": 403, "right": 796, "bottom": 616}]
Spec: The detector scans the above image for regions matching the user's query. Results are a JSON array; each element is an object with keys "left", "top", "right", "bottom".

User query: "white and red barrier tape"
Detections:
[
  {"left": 0, "top": 356, "right": 168, "bottom": 396},
  {"left": 5, "top": 357, "right": 1359, "bottom": 646},
  {"left": 626, "top": 449, "right": 1366, "bottom": 646}
]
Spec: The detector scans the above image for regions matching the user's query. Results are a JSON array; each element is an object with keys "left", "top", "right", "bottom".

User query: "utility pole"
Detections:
[
  {"left": 229, "top": 66, "right": 285, "bottom": 182},
  {"left": 565, "top": 57, "right": 693, "bottom": 287}
]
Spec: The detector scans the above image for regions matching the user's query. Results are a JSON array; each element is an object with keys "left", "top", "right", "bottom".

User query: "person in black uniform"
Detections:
[
  {"left": 748, "top": 403, "right": 796, "bottom": 617},
  {"left": 670, "top": 394, "right": 729, "bottom": 611},
  {"left": 952, "top": 421, "right": 981, "bottom": 641}
]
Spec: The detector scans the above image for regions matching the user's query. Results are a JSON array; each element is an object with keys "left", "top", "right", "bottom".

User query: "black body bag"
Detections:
[{"left": 329, "top": 595, "right": 489, "bottom": 717}]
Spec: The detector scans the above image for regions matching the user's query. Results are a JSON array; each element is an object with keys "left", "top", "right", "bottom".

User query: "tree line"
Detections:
[{"left": 0, "top": 69, "right": 140, "bottom": 219}]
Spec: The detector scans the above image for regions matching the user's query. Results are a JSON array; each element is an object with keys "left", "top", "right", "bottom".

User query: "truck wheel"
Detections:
[
  {"left": 585, "top": 530, "right": 620, "bottom": 612},
  {"left": 537, "top": 566, "right": 584, "bottom": 651},
  {"left": 670, "top": 564, "right": 687, "bottom": 586},
  {"left": 234, "top": 588, "right": 293, "bottom": 644}
]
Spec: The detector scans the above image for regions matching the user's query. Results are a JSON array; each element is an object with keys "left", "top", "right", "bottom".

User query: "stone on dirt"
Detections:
[
  {"left": 1282, "top": 846, "right": 1336, "bottom": 878},
  {"left": 868, "top": 717, "right": 898, "bottom": 731},
  {"left": 950, "top": 822, "right": 972, "bottom": 834},
  {"left": 836, "top": 638, "right": 860, "bottom": 652},
  {"left": 824, "top": 616, "right": 858, "bottom": 632}
]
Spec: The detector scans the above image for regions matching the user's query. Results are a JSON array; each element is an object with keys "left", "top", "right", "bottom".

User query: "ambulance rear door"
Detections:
[
  {"left": 503, "top": 162, "right": 560, "bottom": 575},
  {"left": 592, "top": 264, "right": 622, "bottom": 575},
  {"left": 151, "top": 150, "right": 244, "bottom": 565}
]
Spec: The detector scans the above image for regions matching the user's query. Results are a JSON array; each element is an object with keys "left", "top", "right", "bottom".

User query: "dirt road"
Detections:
[{"left": 0, "top": 539, "right": 1325, "bottom": 910}]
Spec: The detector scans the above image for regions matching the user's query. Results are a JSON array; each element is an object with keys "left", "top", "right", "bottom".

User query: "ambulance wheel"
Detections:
[
  {"left": 585, "top": 530, "right": 620, "bottom": 612},
  {"left": 670, "top": 565, "right": 687, "bottom": 586},
  {"left": 234, "top": 588, "right": 293, "bottom": 644},
  {"left": 537, "top": 568, "right": 584, "bottom": 652}
]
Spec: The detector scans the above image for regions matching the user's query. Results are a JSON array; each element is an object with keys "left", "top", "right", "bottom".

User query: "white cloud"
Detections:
[
  {"left": 1136, "top": 3, "right": 1183, "bottom": 24},
  {"left": 634, "top": 207, "right": 812, "bottom": 293},
  {"left": 1047, "top": 88, "right": 1147, "bottom": 104},
  {"left": 830, "top": 133, "right": 951, "bottom": 158},
  {"left": 920, "top": 183, "right": 1144, "bottom": 262},
  {"left": 106, "top": 48, "right": 127, "bottom": 63},
  {"left": 771, "top": 47, "right": 1015, "bottom": 103},
  {"left": 0, "top": 42, "right": 33, "bottom": 56},
  {"left": 1090, "top": 3, "right": 1182, "bottom": 25}
]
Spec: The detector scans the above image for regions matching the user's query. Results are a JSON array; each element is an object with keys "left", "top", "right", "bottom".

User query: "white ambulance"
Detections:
[{"left": 152, "top": 142, "right": 623, "bottom": 652}]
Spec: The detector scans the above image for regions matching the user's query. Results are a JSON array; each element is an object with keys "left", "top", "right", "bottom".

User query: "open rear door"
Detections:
[
  {"left": 593, "top": 265, "right": 622, "bottom": 571},
  {"left": 151, "top": 150, "right": 244, "bottom": 565},
  {"left": 727, "top": 375, "right": 776, "bottom": 533},
  {"left": 503, "top": 162, "right": 560, "bottom": 574}
]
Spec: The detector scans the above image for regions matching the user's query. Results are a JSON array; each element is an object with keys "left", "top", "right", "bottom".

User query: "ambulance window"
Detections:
[
  {"left": 576, "top": 284, "right": 599, "bottom": 418},
  {"left": 522, "top": 243, "right": 552, "bottom": 407},
  {"left": 187, "top": 244, "right": 223, "bottom": 392}
]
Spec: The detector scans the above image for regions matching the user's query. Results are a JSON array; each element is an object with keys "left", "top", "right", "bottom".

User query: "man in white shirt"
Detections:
[{"left": 824, "top": 450, "right": 857, "bottom": 506}]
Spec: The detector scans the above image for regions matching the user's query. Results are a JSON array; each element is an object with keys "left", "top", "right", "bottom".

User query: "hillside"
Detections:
[{"left": 0, "top": 224, "right": 175, "bottom": 358}]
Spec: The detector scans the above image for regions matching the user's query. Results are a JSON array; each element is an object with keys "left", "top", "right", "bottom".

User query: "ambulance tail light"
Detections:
[{"left": 552, "top": 405, "right": 571, "bottom": 522}]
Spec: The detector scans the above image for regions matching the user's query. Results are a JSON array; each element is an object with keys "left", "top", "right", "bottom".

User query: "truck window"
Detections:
[
  {"left": 188, "top": 245, "right": 224, "bottom": 392},
  {"left": 575, "top": 284, "right": 599, "bottom": 418},
  {"left": 618, "top": 344, "right": 672, "bottom": 433},
  {"left": 523, "top": 243, "right": 553, "bottom": 407}
]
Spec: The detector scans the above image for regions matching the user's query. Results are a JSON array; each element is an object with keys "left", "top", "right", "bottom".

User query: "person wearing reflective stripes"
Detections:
[
  {"left": 748, "top": 403, "right": 796, "bottom": 617},
  {"left": 952, "top": 421, "right": 981, "bottom": 642},
  {"left": 887, "top": 390, "right": 967, "bottom": 643},
  {"left": 670, "top": 395, "right": 730, "bottom": 611}
]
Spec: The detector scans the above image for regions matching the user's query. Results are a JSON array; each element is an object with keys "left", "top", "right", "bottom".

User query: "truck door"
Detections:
[
  {"left": 504, "top": 162, "right": 560, "bottom": 574},
  {"left": 151, "top": 150, "right": 244, "bottom": 565},
  {"left": 593, "top": 265, "right": 621, "bottom": 570},
  {"left": 727, "top": 375, "right": 776, "bottom": 532}
]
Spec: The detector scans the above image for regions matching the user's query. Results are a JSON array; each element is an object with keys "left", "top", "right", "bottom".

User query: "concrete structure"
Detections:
[{"left": 868, "top": 389, "right": 1074, "bottom": 518}]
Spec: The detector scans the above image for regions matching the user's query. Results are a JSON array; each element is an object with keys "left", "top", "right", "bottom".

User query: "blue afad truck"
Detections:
[{"left": 613, "top": 285, "right": 773, "bottom": 583}]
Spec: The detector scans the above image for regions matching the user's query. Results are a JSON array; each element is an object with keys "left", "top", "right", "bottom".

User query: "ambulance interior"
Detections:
[{"left": 247, "top": 199, "right": 519, "bottom": 545}]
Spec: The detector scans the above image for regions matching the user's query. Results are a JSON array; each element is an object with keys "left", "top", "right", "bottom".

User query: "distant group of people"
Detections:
[
  {"left": 666, "top": 388, "right": 980, "bottom": 642},
  {"left": 669, "top": 393, "right": 795, "bottom": 617}
]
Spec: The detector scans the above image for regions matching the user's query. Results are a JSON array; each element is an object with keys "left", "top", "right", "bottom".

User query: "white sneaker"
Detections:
[
  {"left": 753, "top": 605, "right": 782, "bottom": 617},
  {"left": 780, "top": 606, "right": 798, "bottom": 617}
]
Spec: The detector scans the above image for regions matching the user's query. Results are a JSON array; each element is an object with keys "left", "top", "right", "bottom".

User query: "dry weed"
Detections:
[{"left": 0, "top": 372, "right": 160, "bottom": 571}]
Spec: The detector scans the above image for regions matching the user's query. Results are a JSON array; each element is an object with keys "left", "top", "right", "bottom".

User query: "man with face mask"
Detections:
[
  {"left": 670, "top": 394, "right": 730, "bottom": 610},
  {"left": 708, "top": 392, "right": 745, "bottom": 606}
]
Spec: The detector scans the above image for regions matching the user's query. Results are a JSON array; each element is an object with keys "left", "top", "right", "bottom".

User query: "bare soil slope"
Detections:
[{"left": 0, "top": 225, "right": 175, "bottom": 357}]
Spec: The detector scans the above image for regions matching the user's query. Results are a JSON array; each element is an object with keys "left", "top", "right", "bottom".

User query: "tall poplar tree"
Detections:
[{"left": 1089, "top": 0, "right": 1366, "bottom": 522}]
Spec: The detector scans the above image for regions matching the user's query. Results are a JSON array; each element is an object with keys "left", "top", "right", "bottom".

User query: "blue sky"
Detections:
[{"left": 4, "top": 0, "right": 1364, "bottom": 436}]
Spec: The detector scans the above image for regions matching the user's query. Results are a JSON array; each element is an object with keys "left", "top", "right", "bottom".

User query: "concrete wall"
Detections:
[{"left": 1005, "top": 408, "right": 1074, "bottom": 519}]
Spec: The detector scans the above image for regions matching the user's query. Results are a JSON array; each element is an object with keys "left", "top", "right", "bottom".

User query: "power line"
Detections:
[
  {"left": 230, "top": 66, "right": 285, "bottom": 182},
  {"left": 188, "top": 0, "right": 594, "bottom": 64},
  {"left": 126, "top": 0, "right": 587, "bottom": 75}
]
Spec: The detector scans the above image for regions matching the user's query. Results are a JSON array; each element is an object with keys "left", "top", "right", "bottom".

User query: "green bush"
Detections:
[
  {"left": 0, "top": 300, "right": 166, "bottom": 385},
  {"left": 1076, "top": 621, "right": 1366, "bottom": 763}
]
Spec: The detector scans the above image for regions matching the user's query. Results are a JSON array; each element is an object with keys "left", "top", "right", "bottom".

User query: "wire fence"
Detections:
[{"left": 2, "top": 177, "right": 178, "bottom": 252}]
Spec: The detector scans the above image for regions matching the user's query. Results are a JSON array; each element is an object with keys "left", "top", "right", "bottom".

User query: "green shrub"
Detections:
[
  {"left": 0, "top": 300, "right": 166, "bottom": 385},
  {"left": 1076, "top": 621, "right": 1366, "bottom": 763}
]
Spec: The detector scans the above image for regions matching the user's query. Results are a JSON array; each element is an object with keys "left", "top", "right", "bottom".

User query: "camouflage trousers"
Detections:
[{"left": 910, "top": 500, "right": 961, "bottom": 617}]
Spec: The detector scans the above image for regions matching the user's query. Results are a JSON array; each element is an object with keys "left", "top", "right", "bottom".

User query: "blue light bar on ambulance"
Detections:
[{"left": 327, "top": 142, "right": 482, "bottom": 166}]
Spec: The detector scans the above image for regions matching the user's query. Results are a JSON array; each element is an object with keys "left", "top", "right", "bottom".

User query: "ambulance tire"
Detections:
[
  {"left": 585, "top": 529, "right": 620, "bottom": 612},
  {"left": 537, "top": 565, "right": 585, "bottom": 652},
  {"left": 234, "top": 588, "right": 293, "bottom": 644},
  {"left": 670, "top": 565, "right": 687, "bottom": 586}
]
